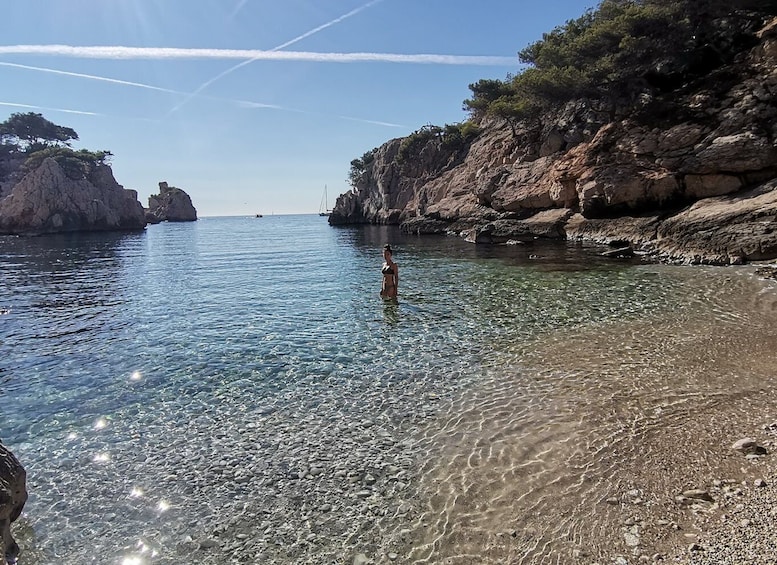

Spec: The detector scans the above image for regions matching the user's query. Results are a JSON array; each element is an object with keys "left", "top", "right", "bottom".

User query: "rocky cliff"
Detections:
[
  {"left": 0, "top": 157, "right": 146, "bottom": 235},
  {"left": 145, "top": 181, "right": 198, "bottom": 224},
  {"left": 331, "top": 16, "right": 777, "bottom": 265}
]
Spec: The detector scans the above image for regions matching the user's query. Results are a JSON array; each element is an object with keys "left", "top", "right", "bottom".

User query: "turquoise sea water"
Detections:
[{"left": 2, "top": 215, "right": 776, "bottom": 564}]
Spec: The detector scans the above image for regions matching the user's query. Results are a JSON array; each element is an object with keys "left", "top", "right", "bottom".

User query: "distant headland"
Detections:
[{"left": 0, "top": 112, "right": 197, "bottom": 235}]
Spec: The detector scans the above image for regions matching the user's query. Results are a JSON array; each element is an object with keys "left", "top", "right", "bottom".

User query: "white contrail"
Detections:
[
  {"left": 233, "top": 100, "right": 285, "bottom": 110},
  {"left": 168, "top": 0, "right": 387, "bottom": 114},
  {"left": 0, "top": 45, "right": 516, "bottom": 66},
  {"left": 0, "top": 101, "right": 101, "bottom": 116},
  {"left": 273, "top": 0, "right": 385, "bottom": 51},
  {"left": 229, "top": 0, "right": 249, "bottom": 19},
  {"left": 235, "top": 99, "right": 405, "bottom": 127},
  {"left": 0, "top": 62, "right": 406, "bottom": 127},
  {"left": 0, "top": 61, "right": 181, "bottom": 94},
  {"left": 335, "top": 115, "right": 406, "bottom": 128}
]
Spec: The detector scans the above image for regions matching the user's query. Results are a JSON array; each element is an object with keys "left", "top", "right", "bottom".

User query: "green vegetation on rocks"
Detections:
[
  {"left": 398, "top": 122, "right": 480, "bottom": 163},
  {"left": 348, "top": 148, "right": 378, "bottom": 187},
  {"left": 0, "top": 112, "right": 113, "bottom": 181},
  {"left": 0, "top": 111, "right": 78, "bottom": 150},
  {"left": 463, "top": 0, "right": 777, "bottom": 130},
  {"left": 21, "top": 147, "right": 113, "bottom": 180},
  {"left": 347, "top": 121, "right": 479, "bottom": 188}
]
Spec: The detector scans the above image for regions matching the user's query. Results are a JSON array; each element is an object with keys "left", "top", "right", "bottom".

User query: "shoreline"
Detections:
[
  {"left": 384, "top": 263, "right": 777, "bottom": 564},
  {"left": 657, "top": 265, "right": 777, "bottom": 563}
]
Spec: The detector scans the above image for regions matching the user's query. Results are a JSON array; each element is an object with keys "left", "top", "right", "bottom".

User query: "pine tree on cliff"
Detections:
[
  {"left": 0, "top": 112, "right": 78, "bottom": 151},
  {"left": 463, "top": 0, "right": 777, "bottom": 133},
  {"left": 0, "top": 112, "right": 112, "bottom": 182}
]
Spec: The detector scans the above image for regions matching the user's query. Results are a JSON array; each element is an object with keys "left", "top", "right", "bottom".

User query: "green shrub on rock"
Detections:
[{"left": 22, "top": 147, "right": 113, "bottom": 180}]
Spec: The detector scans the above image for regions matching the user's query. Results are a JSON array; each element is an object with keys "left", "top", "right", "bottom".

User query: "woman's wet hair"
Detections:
[{"left": 383, "top": 244, "right": 393, "bottom": 254}]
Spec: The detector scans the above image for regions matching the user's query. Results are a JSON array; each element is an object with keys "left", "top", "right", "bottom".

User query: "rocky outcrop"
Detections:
[
  {"left": 330, "top": 137, "right": 473, "bottom": 226},
  {"left": 0, "top": 157, "right": 146, "bottom": 235},
  {"left": 331, "top": 16, "right": 777, "bottom": 265},
  {"left": 145, "top": 181, "right": 197, "bottom": 224},
  {"left": 0, "top": 444, "right": 27, "bottom": 565},
  {"left": 564, "top": 179, "right": 777, "bottom": 264}
]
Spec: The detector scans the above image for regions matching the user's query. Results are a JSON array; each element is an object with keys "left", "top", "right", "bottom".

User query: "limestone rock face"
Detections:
[
  {"left": 0, "top": 157, "right": 146, "bottom": 235},
  {"left": 653, "top": 179, "right": 777, "bottom": 263},
  {"left": 329, "top": 137, "right": 472, "bottom": 225},
  {"left": 330, "top": 16, "right": 777, "bottom": 264},
  {"left": 145, "top": 181, "right": 197, "bottom": 224},
  {"left": 0, "top": 444, "right": 27, "bottom": 564}
]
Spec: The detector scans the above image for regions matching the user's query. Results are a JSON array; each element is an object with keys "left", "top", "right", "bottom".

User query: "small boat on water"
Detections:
[
  {"left": 255, "top": 213, "right": 263, "bottom": 218},
  {"left": 319, "top": 185, "right": 332, "bottom": 217}
]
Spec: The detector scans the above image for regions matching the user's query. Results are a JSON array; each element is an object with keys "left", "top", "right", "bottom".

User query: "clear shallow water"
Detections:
[{"left": 1, "top": 215, "right": 776, "bottom": 564}]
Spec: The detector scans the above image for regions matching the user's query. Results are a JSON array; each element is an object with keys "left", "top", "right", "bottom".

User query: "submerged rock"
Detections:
[
  {"left": 754, "top": 265, "right": 777, "bottom": 279},
  {"left": 601, "top": 245, "right": 635, "bottom": 259}
]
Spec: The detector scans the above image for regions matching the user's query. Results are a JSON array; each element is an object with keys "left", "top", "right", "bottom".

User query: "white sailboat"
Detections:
[{"left": 319, "top": 185, "right": 332, "bottom": 216}]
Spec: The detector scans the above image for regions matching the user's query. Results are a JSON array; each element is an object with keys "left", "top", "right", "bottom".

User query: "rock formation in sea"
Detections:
[
  {"left": 0, "top": 443, "right": 27, "bottom": 564},
  {"left": 330, "top": 12, "right": 777, "bottom": 265},
  {"left": 0, "top": 156, "right": 146, "bottom": 235},
  {"left": 144, "top": 181, "right": 198, "bottom": 224}
]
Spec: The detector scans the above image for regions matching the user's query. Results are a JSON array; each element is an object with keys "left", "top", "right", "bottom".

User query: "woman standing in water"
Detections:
[{"left": 380, "top": 244, "right": 399, "bottom": 299}]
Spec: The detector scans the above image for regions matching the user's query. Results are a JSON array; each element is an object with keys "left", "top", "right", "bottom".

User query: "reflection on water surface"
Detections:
[{"left": 1, "top": 217, "right": 775, "bottom": 564}]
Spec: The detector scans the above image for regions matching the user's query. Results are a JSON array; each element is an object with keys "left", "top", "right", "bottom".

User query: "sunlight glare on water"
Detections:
[{"left": 1, "top": 215, "right": 776, "bottom": 564}]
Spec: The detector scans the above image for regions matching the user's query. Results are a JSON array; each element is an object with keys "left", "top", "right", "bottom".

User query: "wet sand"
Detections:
[{"left": 381, "top": 266, "right": 777, "bottom": 564}]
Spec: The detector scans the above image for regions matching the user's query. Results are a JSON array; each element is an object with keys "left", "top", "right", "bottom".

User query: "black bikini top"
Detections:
[{"left": 382, "top": 264, "right": 395, "bottom": 275}]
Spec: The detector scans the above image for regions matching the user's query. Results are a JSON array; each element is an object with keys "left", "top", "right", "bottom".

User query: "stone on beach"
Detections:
[
  {"left": 0, "top": 444, "right": 27, "bottom": 564},
  {"left": 681, "top": 489, "right": 714, "bottom": 502},
  {"left": 732, "top": 437, "right": 767, "bottom": 455}
]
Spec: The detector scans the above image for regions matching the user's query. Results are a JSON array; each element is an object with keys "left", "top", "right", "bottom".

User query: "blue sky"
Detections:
[{"left": 1, "top": 0, "right": 594, "bottom": 216}]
